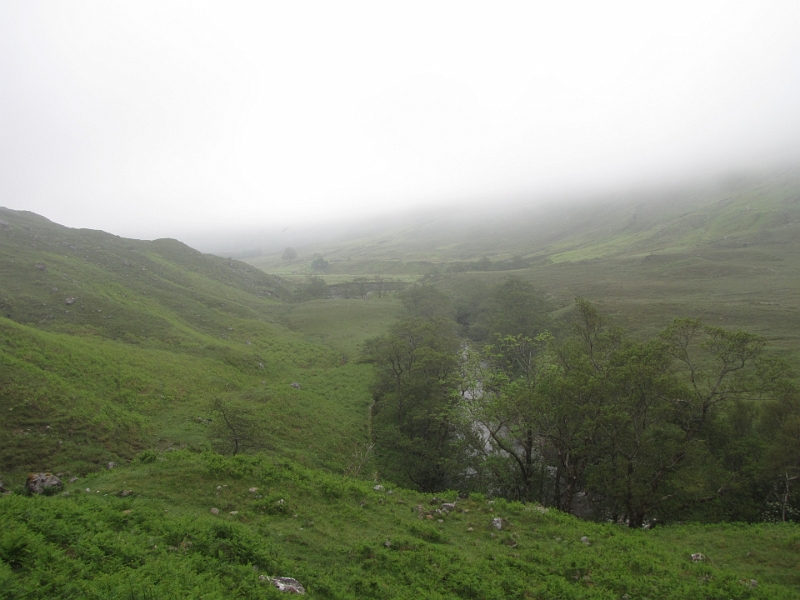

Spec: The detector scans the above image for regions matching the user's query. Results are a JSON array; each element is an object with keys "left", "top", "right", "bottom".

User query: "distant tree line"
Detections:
[
  {"left": 292, "top": 276, "right": 408, "bottom": 302},
  {"left": 445, "top": 255, "right": 531, "bottom": 273},
  {"left": 365, "top": 278, "right": 800, "bottom": 526}
]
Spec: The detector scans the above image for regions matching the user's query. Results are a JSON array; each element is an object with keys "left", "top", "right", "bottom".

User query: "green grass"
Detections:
[
  {"left": 2, "top": 451, "right": 797, "bottom": 598},
  {"left": 0, "top": 207, "right": 374, "bottom": 478},
  {"left": 0, "top": 312, "right": 374, "bottom": 477},
  {"left": 278, "top": 297, "right": 403, "bottom": 357}
]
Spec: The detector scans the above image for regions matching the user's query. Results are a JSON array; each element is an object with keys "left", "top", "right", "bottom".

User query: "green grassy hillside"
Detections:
[
  {"left": 2, "top": 450, "right": 797, "bottom": 599},
  {"left": 0, "top": 208, "right": 389, "bottom": 478}
]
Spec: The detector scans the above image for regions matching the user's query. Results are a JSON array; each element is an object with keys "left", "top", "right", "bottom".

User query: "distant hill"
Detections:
[{"left": 246, "top": 169, "right": 800, "bottom": 359}]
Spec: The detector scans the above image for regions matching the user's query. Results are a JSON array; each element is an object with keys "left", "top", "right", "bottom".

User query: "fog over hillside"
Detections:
[
  {"left": 2, "top": 1, "right": 799, "bottom": 246},
  {"left": 191, "top": 166, "right": 798, "bottom": 256}
]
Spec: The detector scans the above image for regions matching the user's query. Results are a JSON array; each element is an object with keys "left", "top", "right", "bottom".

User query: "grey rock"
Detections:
[
  {"left": 26, "top": 473, "right": 63, "bottom": 495},
  {"left": 268, "top": 577, "right": 305, "bottom": 594},
  {"left": 290, "top": 382, "right": 301, "bottom": 389},
  {"left": 491, "top": 517, "right": 503, "bottom": 530}
]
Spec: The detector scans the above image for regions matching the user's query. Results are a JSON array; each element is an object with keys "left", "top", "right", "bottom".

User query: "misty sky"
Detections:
[{"left": 1, "top": 1, "right": 799, "bottom": 242}]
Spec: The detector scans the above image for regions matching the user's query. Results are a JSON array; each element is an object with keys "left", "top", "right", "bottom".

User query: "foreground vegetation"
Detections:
[{"left": 2, "top": 450, "right": 798, "bottom": 599}]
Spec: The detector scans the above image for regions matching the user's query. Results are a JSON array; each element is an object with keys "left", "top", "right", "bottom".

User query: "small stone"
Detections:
[
  {"left": 210, "top": 508, "right": 219, "bottom": 515},
  {"left": 691, "top": 553, "right": 705, "bottom": 561},
  {"left": 229, "top": 510, "right": 238, "bottom": 515},
  {"left": 68, "top": 477, "right": 78, "bottom": 483},
  {"left": 467, "top": 527, "right": 474, "bottom": 532},
  {"left": 107, "top": 462, "right": 116, "bottom": 470},
  {"left": 123, "top": 509, "right": 132, "bottom": 515},
  {"left": 290, "top": 382, "right": 301, "bottom": 389},
  {"left": 580, "top": 536, "right": 590, "bottom": 545},
  {"left": 119, "top": 490, "right": 133, "bottom": 497},
  {"left": 437, "top": 519, "right": 444, "bottom": 523},
  {"left": 492, "top": 517, "right": 503, "bottom": 530},
  {"left": 373, "top": 484, "right": 384, "bottom": 491},
  {"left": 384, "top": 540, "right": 392, "bottom": 548},
  {"left": 65, "top": 297, "right": 75, "bottom": 305},
  {"left": 249, "top": 487, "right": 258, "bottom": 493},
  {"left": 269, "top": 577, "right": 305, "bottom": 594}
]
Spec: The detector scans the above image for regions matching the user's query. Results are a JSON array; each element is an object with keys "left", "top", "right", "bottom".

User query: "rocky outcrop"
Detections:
[
  {"left": 260, "top": 576, "right": 305, "bottom": 594},
  {"left": 26, "top": 473, "right": 63, "bottom": 495}
]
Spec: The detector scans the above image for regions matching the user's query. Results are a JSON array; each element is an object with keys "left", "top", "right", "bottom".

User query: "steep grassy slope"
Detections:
[
  {"left": 0, "top": 208, "right": 383, "bottom": 478},
  {"left": 2, "top": 450, "right": 797, "bottom": 599}
]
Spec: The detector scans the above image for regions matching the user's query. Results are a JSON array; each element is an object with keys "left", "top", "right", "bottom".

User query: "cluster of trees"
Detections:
[
  {"left": 366, "top": 280, "right": 800, "bottom": 525},
  {"left": 293, "top": 275, "right": 407, "bottom": 302},
  {"left": 445, "top": 255, "right": 530, "bottom": 273}
]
